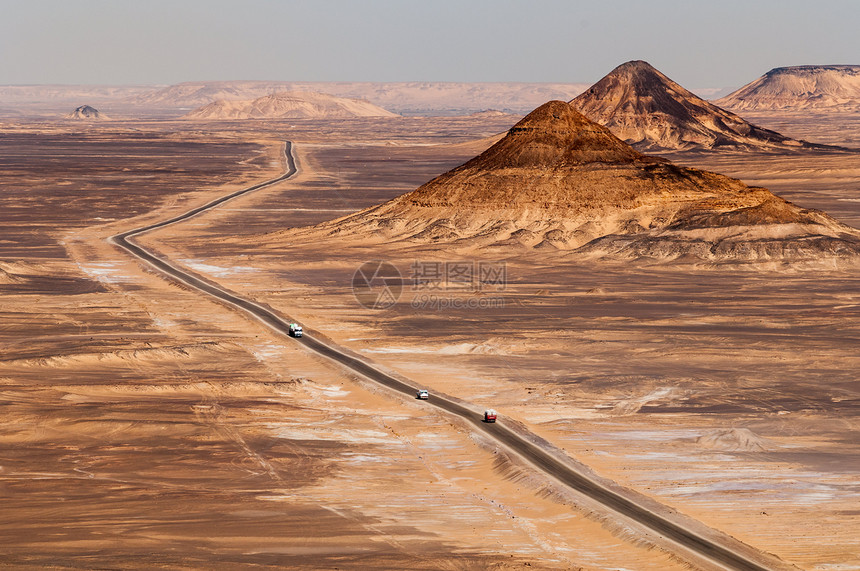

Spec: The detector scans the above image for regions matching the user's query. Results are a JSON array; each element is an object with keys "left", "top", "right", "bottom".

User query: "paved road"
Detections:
[{"left": 111, "top": 141, "right": 782, "bottom": 571}]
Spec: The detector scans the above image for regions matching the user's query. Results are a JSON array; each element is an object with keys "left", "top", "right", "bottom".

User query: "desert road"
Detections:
[{"left": 110, "top": 141, "right": 783, "bottom": 571}]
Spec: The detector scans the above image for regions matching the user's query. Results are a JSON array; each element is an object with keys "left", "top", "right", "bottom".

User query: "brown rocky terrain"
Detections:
[
  {"left": 0, "top": 120, "right": 697, "bottom": 570},
  {"left": 3, "top": 112, "right": 859, "bottom": 569},
  {"left": 289, "top": 100, "right": 860, "bottom": 264},
  {"left": 184, "top": 91, "right": 397, "bottom": 120},
  {"left": 716, "top": 65, "right": 860, "bottom": 112},
  {"left": 144, "top": 113, "right": 860, "bottom": 569},
  {"left": 571, "top": 60, "right": 830, "bottom": 151},
  {"left": 65, "top": 104, "right": 105, "bottom": 120}
]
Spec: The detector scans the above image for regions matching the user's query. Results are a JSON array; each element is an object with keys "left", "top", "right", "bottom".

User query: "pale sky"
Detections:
[{"left": 1, "top": 0, "right": 858, "bottom": 89}]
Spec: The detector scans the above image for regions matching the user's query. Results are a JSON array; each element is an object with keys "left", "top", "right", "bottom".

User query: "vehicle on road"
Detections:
[
  {"left": 416, "top": 389, "right": 429, "bottom": 400},
  {"left": 108, "top": 139, "right": 778, "bottom": 571},
  {"left": 289, "top": 323, "right": 303, "bottom": 338}
]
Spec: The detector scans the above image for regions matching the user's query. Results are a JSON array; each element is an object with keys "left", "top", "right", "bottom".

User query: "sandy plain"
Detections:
[{"left": 1, "top": 110, "right": 858, "bottom": 569}]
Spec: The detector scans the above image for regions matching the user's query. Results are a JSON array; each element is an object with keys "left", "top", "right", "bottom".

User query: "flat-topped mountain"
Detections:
[
  {"left": 571, "top": 61, "right": 828, "bottom": 151},
  {"left": 287, "top": 101, "right": 860, "bottom": 264},
  {"left": 66, "top": 105, "right": 106, "bottom": 120},
  {"left": 183, "top": 91, "right": 397, "bottom": 120},
  {"left": 716, "top": 65, "right": 860, "bottom": 112}
]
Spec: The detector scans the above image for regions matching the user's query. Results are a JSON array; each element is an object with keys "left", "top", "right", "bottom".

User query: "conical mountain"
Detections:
[
  {"left": 286, "top": 101, "right": 860, "bottom": 263},
  {"left": 403, "top": 100, "right": 649, "bottom": 209},
  {"left": 66, "top": 105, "right": 106, "bottom": 120},
  {"left": 571, "top": 61, "right": 826, "bottom": 151}
]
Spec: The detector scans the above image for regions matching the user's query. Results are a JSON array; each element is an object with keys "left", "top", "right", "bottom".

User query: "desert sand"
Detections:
[{"left": 1, "top": 102, "right": 858, "bottom": 570}]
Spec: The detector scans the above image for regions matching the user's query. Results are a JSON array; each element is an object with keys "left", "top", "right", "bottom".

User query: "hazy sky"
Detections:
[{"left": 2, "top": 0, "right": 858, "bottom": 89}]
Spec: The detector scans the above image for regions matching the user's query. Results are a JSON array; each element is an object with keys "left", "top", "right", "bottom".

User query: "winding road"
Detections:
[{"left": 110, "top": 141, "right": 786, "bottom": 571}]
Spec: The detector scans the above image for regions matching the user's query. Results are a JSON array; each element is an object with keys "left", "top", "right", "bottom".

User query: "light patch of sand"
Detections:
[
  {"left": 181, "top": 258, "right": 258, "bottom": 278},
  {"left": 696, "top": 428, "right": 774, "bottom": 452}
]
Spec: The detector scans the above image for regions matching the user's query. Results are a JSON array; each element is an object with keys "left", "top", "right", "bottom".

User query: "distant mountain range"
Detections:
[
  {"left": 2, "top": 64, "right": 857, "bottom": 118},
  {"left": 124, "top": 81, "right": 590, "bottom": 115},
  {"left": 0, "top": 85, "right": 154, "bottom": 106}
]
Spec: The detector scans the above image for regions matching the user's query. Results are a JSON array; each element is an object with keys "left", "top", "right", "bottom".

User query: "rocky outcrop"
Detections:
[
  {"left": 716, "top": 65, "right": 860, "bottom": 112},
  {"left": 571, "top": 61, "right": 831, "bottom": 151},
  {"left": 66, "top": 105, "right": 106, "bottom": 120},
  {"left": 289, "top": 100, "right": 860, "bottom": 264}
]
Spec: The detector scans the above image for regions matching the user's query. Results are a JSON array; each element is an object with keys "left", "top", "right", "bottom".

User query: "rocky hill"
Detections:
[
  {"left": 715, "top": 65, "right": 860, "bottom": 112},
  {"left": 289, "top": 101, "right": 860, "bottom": 264},
  {"left": 65, "top": 105, "right": 106, "bottom": 120},
  {"left": 570, "top": 61, "right": 827, "bottom": 151},
  {"left": 183, "top": 92, "right": 397, "bottom": 120}
]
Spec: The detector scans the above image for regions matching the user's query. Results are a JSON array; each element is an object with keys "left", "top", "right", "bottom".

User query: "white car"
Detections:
[
  {"left": 416, "top": 389, "right": 429, "bottom": 400},
  {"left": 289, "top": 323, "right": 303, "bottom": 338}
]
